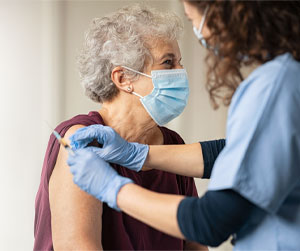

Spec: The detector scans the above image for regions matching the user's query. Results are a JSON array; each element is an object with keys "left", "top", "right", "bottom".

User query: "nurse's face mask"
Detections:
[
  {"left": 122, "top": 66, "right": 189, "bottom": 126},
  {"left": 193, "top": 6, "right": 219, "bottom": 55},
  {"left": 193, "top": 6, "right": 209, "bottom": 48}
]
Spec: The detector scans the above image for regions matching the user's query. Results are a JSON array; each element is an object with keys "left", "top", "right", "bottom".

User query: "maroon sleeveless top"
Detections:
[{"left": 34, "top": 111, "right": 198, "bottom": 250}]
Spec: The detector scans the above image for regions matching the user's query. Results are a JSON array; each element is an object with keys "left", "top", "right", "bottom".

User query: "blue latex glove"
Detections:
[
  {"left": 67, "top": 148, "right": 133, "bottom": 211},
  {"left": 69, "top": 124, "right": 149, "bottom": 172}
]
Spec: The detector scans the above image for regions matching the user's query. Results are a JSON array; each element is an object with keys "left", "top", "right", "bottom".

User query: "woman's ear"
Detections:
[{"left": 111, "top": 66, "right": 133, "bottom": 93}]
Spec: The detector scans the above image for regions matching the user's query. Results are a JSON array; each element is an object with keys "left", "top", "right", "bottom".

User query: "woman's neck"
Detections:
[{"left": 98, "top": 96, "right": 163, "bottom": 145}]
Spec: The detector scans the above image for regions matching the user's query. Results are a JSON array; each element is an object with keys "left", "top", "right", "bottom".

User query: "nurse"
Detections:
[{"left": 67, "top": 0, "right": 300, "bottom": 249}]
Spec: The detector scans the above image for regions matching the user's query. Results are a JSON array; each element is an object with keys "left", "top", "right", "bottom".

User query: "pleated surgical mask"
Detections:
[
  {"left": 193, "top": 6, "right": 219, "bottom": 56},
  {"left": 193, "top": 6, "right": 209, "bottom": 48},
  {"left": 122, "top": 66, "right": 189, "bottom": 126}
]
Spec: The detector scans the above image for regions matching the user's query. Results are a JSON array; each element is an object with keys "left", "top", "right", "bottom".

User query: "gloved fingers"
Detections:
[
  {"left": 68, "top": 149, "right": 98, "bottom": 177},
  {"left": 67, "top": 148, "right": 88, "bottom": 166},
  {"left": 69, "top": 125, "right": 105, "bottom": 149},
  {"left": 70, "top": 138, "right": 93, "bottom": 149},
  {"left": 69, "top": 165, "right": 78, "bottom": 175},
  {"left": 87, "top": 146, "right": 105, "bottom": 156},
  {"left": 67, "top": 152, "right": 77, "bottom": 166},
  {"left": 72, "top": 174, "right": 81, "bottom": 187},
  {"left": 70, "top": 125, "right": 104, "bottom": 141}
]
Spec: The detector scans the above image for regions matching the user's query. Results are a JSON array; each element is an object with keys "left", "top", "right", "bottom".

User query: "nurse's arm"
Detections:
[
  {"left": 117, "top": 183, "right": 186, "bottom": 239},
  {"left": 144, "top": 140, "right": 225, "bottom": 178},
  {"left": 117, "top": 183, "right": 255, "bottom": 247}
]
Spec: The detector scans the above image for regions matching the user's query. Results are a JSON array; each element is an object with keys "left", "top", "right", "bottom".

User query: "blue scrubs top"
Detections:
[{"left": 208, "top": 53, "right": 300, "bottom": 250}]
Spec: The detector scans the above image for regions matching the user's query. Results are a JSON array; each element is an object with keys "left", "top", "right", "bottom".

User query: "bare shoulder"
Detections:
[
  {"left": 64, "top": 124, "right": 85, "bottom": 145},
  {"left": 49, "top": 124, "right": 103, "bottom": 249}
]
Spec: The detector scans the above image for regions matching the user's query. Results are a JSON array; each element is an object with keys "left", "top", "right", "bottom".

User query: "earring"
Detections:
[{"left": 127, "top": 87, "right": 131, "bottom": 92}]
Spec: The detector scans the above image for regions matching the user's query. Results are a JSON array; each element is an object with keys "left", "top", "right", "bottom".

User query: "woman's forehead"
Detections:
[{"left": 149, "top": 39, "right": 181, "bottom": 61}]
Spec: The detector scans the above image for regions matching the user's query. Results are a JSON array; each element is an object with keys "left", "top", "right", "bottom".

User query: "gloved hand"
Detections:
[
  {"left": 69, "top": 124, "right": 149, "bottom": 172},
  {"left": 67, "top": 148, "right": 133, "bottom": 211}
]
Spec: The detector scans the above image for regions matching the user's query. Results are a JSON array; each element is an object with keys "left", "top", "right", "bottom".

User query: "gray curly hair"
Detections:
[{"left": 77, "top": 4, "right": 183, "bottom": 103}]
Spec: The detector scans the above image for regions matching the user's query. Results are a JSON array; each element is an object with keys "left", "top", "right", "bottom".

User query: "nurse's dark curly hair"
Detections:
[{"left": 184, "top": 0, "right": 300, "bottom": 108}]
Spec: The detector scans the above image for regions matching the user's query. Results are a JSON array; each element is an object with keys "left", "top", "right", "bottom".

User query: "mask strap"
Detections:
[
  {"left": 132, "top": 91, "right": 143, "bottom": 99},
  {"left": 198, "top": 6, "right": 209, "bottom": 33},
  {"left": 122, "top": 66, "right": 152, "bottom": 79},
  {"left": 121, "top": 66, "right": 148, "bottom": 99}
]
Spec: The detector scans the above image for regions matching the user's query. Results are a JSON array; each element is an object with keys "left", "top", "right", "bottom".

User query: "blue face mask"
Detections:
[
  {"left": 122, "top": 66, "right": 189, "bottom": 126},
  {"left": 193, "top": 6, "right": 219, "bottom": 56},
  {"left": 193, "top": 6, "right": 209, "bottom": 48}
]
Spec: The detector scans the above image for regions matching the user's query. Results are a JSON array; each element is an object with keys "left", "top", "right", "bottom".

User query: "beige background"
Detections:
[{"left": 0, "top": 0, "right": 229, "bottom": 250}]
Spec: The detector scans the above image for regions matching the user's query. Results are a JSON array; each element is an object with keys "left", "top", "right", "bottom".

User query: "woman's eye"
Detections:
[{"left": 163, "top": 59, "right": 173, "bottom": 65}]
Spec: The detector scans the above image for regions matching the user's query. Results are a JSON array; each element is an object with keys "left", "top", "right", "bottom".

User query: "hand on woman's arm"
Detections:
[
  {"left": 70, "top": 124, "right": 225, "bottom": 178},
  {"left": 67, "top": 142, "right": 252, "bottom": 248},
  {"left": 69, "top": 125, "right": 207, "bottom": 178},
  {"left": 50, "top": 125, "right": 103, "bottom": 250}
]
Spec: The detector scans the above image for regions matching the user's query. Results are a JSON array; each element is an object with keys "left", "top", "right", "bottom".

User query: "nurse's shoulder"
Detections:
[
  {"left": 229, "top": 53, "right": 299, "bottom": 116},
  {"left": 250, "top": 53, "right": 299, "bottom": 93}
]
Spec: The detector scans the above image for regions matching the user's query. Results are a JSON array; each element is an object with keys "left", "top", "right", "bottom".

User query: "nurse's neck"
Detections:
[{"left": 98, "top": 92, "right": 162, "bottom": 145}]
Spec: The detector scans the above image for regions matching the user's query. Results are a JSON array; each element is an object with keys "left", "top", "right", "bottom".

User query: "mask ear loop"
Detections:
[
  {"left": 198, "top": 5, "right": 209, "bottom": 33},
  {"left": 132, "top": 91, "right": 143, "bottom": 98},
  {"left": 121, "top": 66, "right": 151, "bottom": 98},
  {"left": 121, "top": 66, "right": 152, "bottom": 78}
]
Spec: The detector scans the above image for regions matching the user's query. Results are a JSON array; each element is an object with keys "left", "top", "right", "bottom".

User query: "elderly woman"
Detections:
[{"left": 34, "top": 4, "right": 215, "bottom": 250}]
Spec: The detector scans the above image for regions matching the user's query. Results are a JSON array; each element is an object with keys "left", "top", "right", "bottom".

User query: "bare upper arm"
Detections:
[{"left": 49, "top": 124, "right": 103, "bottom": 250}]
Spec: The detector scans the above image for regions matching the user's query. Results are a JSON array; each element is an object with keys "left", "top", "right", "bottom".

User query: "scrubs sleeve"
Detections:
[
  {"left": 177, "top": 189, "right": 255, "bottom": 246},
  {"left": 200, "top": 139, "right": 226, "bottom": 179},
  {"left": 208, "top": 57, "right": 300, "bottom": 213}
]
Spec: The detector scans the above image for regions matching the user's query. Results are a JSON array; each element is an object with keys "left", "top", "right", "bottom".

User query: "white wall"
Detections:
[
  {"left": 0, "top": 1, "right": 229, "bottom": 250},
  {"left": 0, "top": 1, "right": 43, "bottom": 249}
]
